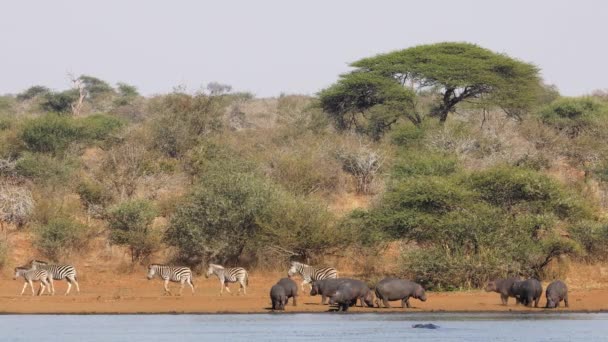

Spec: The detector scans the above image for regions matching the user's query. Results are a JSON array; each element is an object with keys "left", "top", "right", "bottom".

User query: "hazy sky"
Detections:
[{"left": 1, "top": 0, "right": 606, "bottom": 97}]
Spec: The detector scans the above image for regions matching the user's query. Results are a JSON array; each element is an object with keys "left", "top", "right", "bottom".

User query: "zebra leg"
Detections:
[
  {"left": 224, "top": 283, "right": 232, "bottom": 294},
  {"left": 73, "top": 277, "right": 80, "bottom": 293},
  {"left": 48, "top": 278, "right": 55, "bottom": 295},
  {"left": 20, "top": 282, "right": 28, "bottom": 296},
  {"left": 65, "top": 281, "right": 72, "bottom": 296},
  {"left": 164, "top": 279, "right": 171, "bottom": 295},
  {"left": 38, "top": 281, "right": 46, "bottom": 296},
  {"left": 179, "top": 279, "right": 185, "bottom": 296},
  {"left": 301, "top": 279, "right": 310, "bottom": 292},
  {"left": 188, "top": 278, "right": 195, "bottom": 294},
  {"left": 29, "top": 280, "right": 35, "bottom": 296}
]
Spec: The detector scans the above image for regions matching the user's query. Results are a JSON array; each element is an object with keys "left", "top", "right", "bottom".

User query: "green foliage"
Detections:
[
  {"left": 76, "top": 180, "right": 113, "bottom": 214},
  {"left": 148, "top": 92, "right": 227, "bottom": 158},
  {"left": 20, "top": 114, "right": 123, "bottom": 154},
  {"left": 351, "top": 42, "right": 541, "bottom": 122},
  {"left": 34, "top": 217, "right": 91, "bottom": 261},
  {"left": 0, "top": 96, "right": 16, "bottom": 115},
  {"left": 15, "top": 152, "right": 75, "bottom": 184},
  {"left": 79, "top": 75, "right": 114, "bottom": 100},
  {"left": 114, "top": 82, "right": 140, "bottom": 106},
  {"left": 166, "top": 169, "right": 338, "bottom": 266},
  {"left": 392, "top": 151, "right": 458, "bottom": 178},
  {"left": 108, "top": 199, "right": 161, "bottom": 262},
  {"left": 41, "top": 90, "right": 79, "bottom": 113},
  {"left": 538, "top": 97, "right": 608, "bottom": 137},
  {"left": 568, "top": 221, "right": 608, "bottom": 262},
  {"left": 16, "top": 85, "right": 50, "bottom": 101},
  {"left": 318, "top": 72, "right": 416, "bottom": 139}
]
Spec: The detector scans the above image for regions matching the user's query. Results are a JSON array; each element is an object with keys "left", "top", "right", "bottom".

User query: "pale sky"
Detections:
[{"left": 1, "top": 0, "right": 606, "bottom": 97}]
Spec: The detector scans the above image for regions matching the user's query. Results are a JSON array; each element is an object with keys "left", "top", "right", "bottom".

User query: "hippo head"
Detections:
[
  {"left": 310, "top": 282, "right": 319, "bottom": 296},
  {"left": 485, "top": 280, "right": 498, "bottom": 292},
  {"left": 364, "top": 291, "right": 375, "bottom": 307},
  {"left": 415, "top": 285, "right": 427, "bottom": 302},
  {"left": 546, "top": 299, "right": 557, "bottom": 309}
]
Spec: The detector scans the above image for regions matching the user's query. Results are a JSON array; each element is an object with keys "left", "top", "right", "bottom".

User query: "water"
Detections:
[{"left": 0, "top": 312, "right": 606, "bottom": 341}]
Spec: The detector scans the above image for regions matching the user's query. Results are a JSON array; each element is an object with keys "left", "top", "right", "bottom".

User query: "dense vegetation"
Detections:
[{"left": 1, "top": 42, "right": 608, "bottom": 289}]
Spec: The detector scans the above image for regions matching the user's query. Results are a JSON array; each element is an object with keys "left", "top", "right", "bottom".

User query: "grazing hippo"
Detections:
[
  {"left": 329, "top": 279, "right": 374, "bottom": 312},
  {"left": 412, "top": 324, "right": 439, "bottom": 329},
  {"left": 310, "top": 278, "right": 350, "bottom": 305},
  {"left": 270, "top": 284, "right": 287, "bottom": 310},
  {"left": 374, "top": 278, "right": 427, "bottom": 308},
  {"left": 545, "top": 280, "right": 569, "bottom": 308},
  {"left": 276, "top": 277, "right": 298, "bottom": 306},
  {"left": 510, "top": 278, "right": 543, "bottom": 308},
  {"left": 484, "top": 277, "right": 520, "bottom": 305}
]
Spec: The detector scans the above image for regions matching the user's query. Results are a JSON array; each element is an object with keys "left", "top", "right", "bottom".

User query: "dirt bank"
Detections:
[{"left": 1, "top": 272, "right": 607, "bottom": 314}]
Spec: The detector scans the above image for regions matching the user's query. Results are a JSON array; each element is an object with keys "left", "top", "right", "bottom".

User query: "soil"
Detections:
[{"left": 1, "top": 272, "right": 607, "bottom": 314}]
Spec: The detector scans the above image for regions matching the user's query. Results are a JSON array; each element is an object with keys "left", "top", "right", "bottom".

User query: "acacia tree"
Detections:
[
  {"left": 318, "top": 72, "right": 416, "bottom": 139},
  {"left": 344, "top": 42, "right": 541, "bottom": 123}
]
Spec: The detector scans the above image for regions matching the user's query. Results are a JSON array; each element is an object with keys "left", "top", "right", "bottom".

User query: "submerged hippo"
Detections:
[
  {"left": 545, "top": 280, "right": 569, "bottom": 309},
  {"left": 310, "top": 278, "right": 350, "bottom": 305},
  {"left": 484, "top": 277, "right": 520, "bottom": 305},
  {"left": 412, "top": 323, "right": 439, "bottom": 329},
  {"left": 511, "top": 278, "right": 543, "bottom": 308},
  {"left": 330, "top": 279, "right": 374, "bottom": 311},
  {"left": 374, "top": 278, "right": 427, "bottom": 308},
  {"left": 276, "top": 277, "right": 298, "bottom": 306}
]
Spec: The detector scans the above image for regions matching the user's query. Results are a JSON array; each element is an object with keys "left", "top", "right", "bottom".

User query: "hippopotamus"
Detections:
[
  {"left": 545, "top": 280, "right": 569, "bottom": 308},
  {"left": 310, "top": 278, "right": 350, "bottom": 305},
  {"left": 276, "top": 277, "right": 298, "bottom": 306},
  {"left": 412, "top": 324, "right": 439, "bottom": 329},
  {"left": 270, "top": 284, "right": 287, "bottom": 310},
  {"left": 510, "top": 278, "right": 543, "bottom": 308},
  {"left": 329, "top": 279, "right": 374, "bottom": 312},
  {"left": 374, "top": 278, "right": 427, "bottom": 308},
  {"left": 484, "top": 277, "right": 520, "bottom": 305}
]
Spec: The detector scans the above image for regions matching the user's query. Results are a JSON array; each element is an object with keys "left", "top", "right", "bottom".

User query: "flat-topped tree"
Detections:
[
  {"left": 318, "top": 72, "right": 416, "bottom": 140},
  {"left": 351, "top": 42, "right": 541, "bottom": 122}
]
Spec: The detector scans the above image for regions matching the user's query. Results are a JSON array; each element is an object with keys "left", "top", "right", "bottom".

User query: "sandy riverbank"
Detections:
[{"left": 1, "top": 272, "right": 607, "bottom": 314}]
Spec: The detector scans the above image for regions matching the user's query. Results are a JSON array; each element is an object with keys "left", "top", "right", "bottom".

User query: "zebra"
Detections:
[
  {"left": 205, "top": 263, "right": 249, "bottom": 295},
  {"left": 146, "top": 264, "right": 195, "bottom": 295},
  {"left": 13, "top": 266, "right": 53, "bottom": 296},
  {"left": 287, "top": 261, "right": 338, "bottom": 291},
  {"left": 30, "top": 260, "right": 79, "bottom": 295}
]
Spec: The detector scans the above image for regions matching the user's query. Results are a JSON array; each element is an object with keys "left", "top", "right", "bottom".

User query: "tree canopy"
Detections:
[{"left": 322, "top": 42, "right": 541, "bottom": 128}]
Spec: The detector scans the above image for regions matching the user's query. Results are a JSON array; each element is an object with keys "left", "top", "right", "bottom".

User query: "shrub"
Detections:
[
  {"left": 21, "top": 114, "right": 80, "bottom": 154},
  {"left": 75, "top": 114, "right": 124, "bottom": 141},
  {"left": 40, "top": 90, "right": 79, "bottom": 113},
  {"left": 107, "top": 200, "right": 161, "bottom": 263},
  {"left": 34, "top": 217, "right": 91, "bottom": 261},
  {"left": 14, "top": 153, "right": 75, "bottom": 184},
  {"left": 16, "top": 86, "right": 50, "bottom": 101},
  {"left": 568, "top": 221, "right": 608, "bottom": 262},
  {"left": 392, "top": 151, "right": 458, "bottom": 178},
  {"left": 76, "top": 180, "right": 113, "bottom": 217},
  {"left": 0, "top": 183, "right": 34, "bottom": 227},
  {"left": 270, "top": 148, "right": 341, "bottom": 195},
  {"left": 539, "top": 97, "right": 608, "bottom": 137},
  {"left": 148, "top": 92, "right": 227, "bottom": 158}
]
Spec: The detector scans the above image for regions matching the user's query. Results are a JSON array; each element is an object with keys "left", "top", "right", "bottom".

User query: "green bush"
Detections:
[
  {"left": 21, "top": 114, "right": 80, "bottom": 154},
  {"left": 34, "top": 217, "right": 91, "bottom": 261},
  {"left": 76, "top": 180, "right": 113, "bottom": 215},
  {"left": 539, "top": 97, "right": 608, "bottom": 136},
  {"left": 392, "top": 152, "right": 458, "bottom": 178},
  {"left": 166, "top": 170, "right": 339, "bottom": 266},
  {"left": 75, "top": 114, "right": 124, "bottom": 141},
  {"left": 40, "top": 90, "right": 79, "bottom": 114},
  {"left": 15, "top": 152, "right": 75, "bottom": 184},
  {"left": 568, "top": 221, "right": 608, "bottom": 262},
  {"left": 20, "top": 114, "right": 123, "bottom": 154},
  {"left": 108, "top": 199, "right": 161, "bottom": 263}
]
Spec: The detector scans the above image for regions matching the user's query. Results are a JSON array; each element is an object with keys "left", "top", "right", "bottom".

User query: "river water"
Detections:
[{"left": 0, "top": 312, "right": 606, "bottom": 341}]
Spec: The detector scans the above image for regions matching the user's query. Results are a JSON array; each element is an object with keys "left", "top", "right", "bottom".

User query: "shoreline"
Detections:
[{"left": 1, "top": 310, "right": 608, "bottom": 315}]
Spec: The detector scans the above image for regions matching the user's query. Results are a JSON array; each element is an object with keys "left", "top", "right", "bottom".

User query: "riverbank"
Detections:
[{"left": 1, "top": 273, "right": 607, "bottom": 314}]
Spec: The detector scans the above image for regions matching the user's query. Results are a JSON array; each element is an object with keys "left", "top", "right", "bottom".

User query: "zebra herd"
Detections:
[
  {"left": 13, "top": 260, "right": 80, "bottom": 296},
  {"left": 145, "top": 261, "right": 334, "bottom": 296}
]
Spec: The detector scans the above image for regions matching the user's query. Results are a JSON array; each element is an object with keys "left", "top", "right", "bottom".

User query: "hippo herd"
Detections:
[
  {"left": 270, "top": 277, "right": 426, "bottom": 312},
  {"left": 485, "top": 277, "right": 569, "bottom": 308},
  {"left": 271, "top": 276, "right": 569, "bottom": 311}
]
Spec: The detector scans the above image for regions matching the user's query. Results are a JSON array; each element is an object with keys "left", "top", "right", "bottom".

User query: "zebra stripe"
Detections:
[
  {"left": 147, "top": 264, "right": 195, "bottom": 295},
  {"left": 205, "top": 263, "right": 249, "bottom": 295},
  {"left": 287, "top": 261, "right": 338, "bottom": 291},
  {"left": 30, "top": 260, "right": 79, "bottom": 295},
  {"left": 14, "top": 266, "right": 53, "bottom": 296}
]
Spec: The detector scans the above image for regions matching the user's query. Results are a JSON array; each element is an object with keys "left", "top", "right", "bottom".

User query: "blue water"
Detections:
[{"left": 0, "top": 313, "right": 606, "bottom": 341}]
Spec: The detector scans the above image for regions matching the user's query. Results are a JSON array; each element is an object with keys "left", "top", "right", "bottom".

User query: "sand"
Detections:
[{"left": 1, "top": 272, "right": 606, "bottom": 314}]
